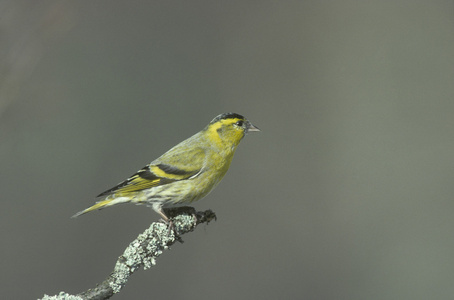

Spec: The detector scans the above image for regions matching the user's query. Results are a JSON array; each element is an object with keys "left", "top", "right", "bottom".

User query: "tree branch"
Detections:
[{"left": 40, "top": 208, "right": 216, "bottom": 300}]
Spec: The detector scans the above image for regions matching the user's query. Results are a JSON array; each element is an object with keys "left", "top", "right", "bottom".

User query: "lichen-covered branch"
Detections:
[{"left": 41, "top": 208, "right": 216, "bottom": 300}]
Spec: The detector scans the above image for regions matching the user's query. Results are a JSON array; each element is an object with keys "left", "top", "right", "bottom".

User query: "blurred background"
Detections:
[{"left": 1, "top": 1, "right": 454, "bottom": 299}]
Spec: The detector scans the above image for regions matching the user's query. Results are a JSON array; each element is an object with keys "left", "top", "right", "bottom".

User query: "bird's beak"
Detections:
[{"left": 247, "top": 122, "right": 260, "bottom": 133}]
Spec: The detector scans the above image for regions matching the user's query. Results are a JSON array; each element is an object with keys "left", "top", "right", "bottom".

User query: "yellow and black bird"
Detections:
[{"left": 72, "top": 113, "right": 259, "bottom": 222}]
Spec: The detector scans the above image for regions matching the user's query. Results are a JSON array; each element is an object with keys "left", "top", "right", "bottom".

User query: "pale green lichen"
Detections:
[
  {"left": 109, "top": 222, "right": 173, "bottom": 292},
  {"left": 40, "top": 291, "right": 83, "bottom": 300},
  {"left": 40, "top": 208, "right": 216, "bottom": 299},
  {"left": 108, "top": 214, "right": 198, "bottom": 293}
]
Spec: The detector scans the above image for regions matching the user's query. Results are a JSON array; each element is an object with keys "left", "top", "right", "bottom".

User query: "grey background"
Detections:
[{"left": 1, "top": 1, "right": 454, "bottom": 299}]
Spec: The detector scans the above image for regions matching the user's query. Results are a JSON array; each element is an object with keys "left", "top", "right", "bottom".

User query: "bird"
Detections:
[{"left": 72, "top": 112, "right": 259, "bottom": 223}]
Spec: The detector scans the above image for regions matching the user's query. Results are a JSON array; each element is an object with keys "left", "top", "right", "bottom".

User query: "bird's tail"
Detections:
[{"left": 71, "top": 197, "right": 131, "bottom": 218}]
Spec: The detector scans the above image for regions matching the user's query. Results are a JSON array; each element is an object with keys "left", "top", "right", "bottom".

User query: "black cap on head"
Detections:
[{"left": 210, "top": 112, "right": 245, "bottom": 124}]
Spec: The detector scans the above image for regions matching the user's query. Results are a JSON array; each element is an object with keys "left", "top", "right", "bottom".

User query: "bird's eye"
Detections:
[{"left": 235, "top": 120, "right": 244, "bottom": 127}]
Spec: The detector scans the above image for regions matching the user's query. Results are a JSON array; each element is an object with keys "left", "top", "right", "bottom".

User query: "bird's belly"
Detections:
[{"left": 140, "top": 175, "right": 219, "bottom": 207}]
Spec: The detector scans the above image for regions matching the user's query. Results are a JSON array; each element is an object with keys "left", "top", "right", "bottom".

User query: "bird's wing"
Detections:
[{"left": 97, "top": 147, "right": 206, "bottom": 197}]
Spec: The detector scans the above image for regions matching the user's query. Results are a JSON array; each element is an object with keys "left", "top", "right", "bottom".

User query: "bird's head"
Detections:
[{"left": 205, "top": 113, "right": 260, "bottom": 148}]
